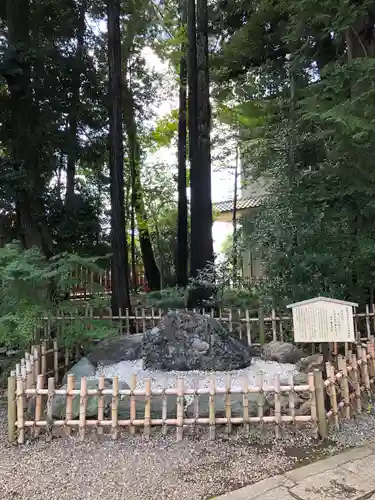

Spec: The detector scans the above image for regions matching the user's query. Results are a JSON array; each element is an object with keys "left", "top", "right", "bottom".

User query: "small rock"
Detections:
[
  {"left": 62, "top": 357, "right": 96, "bottom": 385},
  {"left": 87, "top": 334, "right": 143, "bottom": 365},
  {"left": 261, "top": 341, "right": 304, "bottom": 364},
  {"left": 296, "top": 354, "right": 324, "bottom": 374},
  {"left": 186, "top": 393, "right": 271, "bottom": 418},
  {"left": 279, "top": 373, "right": 310, "bottom": 403},
  {"left": 295, "top": 399, "right": 311, "bottom": 416},
  {"left": 292, "top": 372, "right": 309, "bottom": 385},
  {"left": 266, "top": 390, "right": 304, "bottom": 412},
  {"left": 6, "top": 349, "right": 21, "bottom": 357}
]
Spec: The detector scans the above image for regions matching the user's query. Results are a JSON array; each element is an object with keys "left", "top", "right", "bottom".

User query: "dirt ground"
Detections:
[{"left": 0, "top": 395, "right": 373, "bottom": 500}]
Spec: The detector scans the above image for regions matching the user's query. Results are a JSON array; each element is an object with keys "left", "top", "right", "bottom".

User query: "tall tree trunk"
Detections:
[
  {"left": 195, "top": 0, "right": 213, "bottom": 267},
  {"left": 66, "top": 0, "right": 87, "bottom": 202},
  {"left": 4, "top": 0, "right": 53, "bottom": 256},
  {"left": 176, "top": 5, "right": 188, "bottom": 287},
  {"left": 188, "top": 0, "right": 213, "bottom": 305},
  {"left": 123, "top": 83, "right": 161, "bottom": 291},
  {"left": 187, "top": 0, "right": 198, "bottom": 297},
  {"left": 232, "top": 144, "right": 239, "bottom": 284},
  {"left": 107, "top": 0, "right": 132, "bottom": 315},
  {"left": 129, "top": 168, "right": 137, "bottom": 290}
]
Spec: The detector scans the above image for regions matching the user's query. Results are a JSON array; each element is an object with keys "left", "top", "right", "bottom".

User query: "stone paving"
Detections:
[{"left": 215, "top": 443, "right": 375, "bottom": 500}]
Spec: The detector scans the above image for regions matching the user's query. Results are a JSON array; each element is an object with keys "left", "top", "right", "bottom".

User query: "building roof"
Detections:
[
  {"left": 213, "top": 196, "right": 264, "bottom": 213},
  {"left": 286, "top": 297, "right": 358, "bottom": 309}
]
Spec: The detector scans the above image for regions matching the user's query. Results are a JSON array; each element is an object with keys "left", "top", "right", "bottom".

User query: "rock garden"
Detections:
[{"left": 46, "top": 310, "right": 323, "bottom": 422}]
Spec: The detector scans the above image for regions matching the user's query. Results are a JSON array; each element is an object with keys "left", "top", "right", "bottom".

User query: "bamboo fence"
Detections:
[
  {"left": 38, "top": 303, "right": 375, "bottom": 349},
  {"left": 8, "top": 339, "right": 77, "bottom": 395},
  {"left": 8, "top": 348, "right": 318, "bottom": 444},
  {"left": 6, "top": 328, "right": 375, "bottom": 444},
  {"left": 321, "top": 339, "right": 375, "bottom": 437}
]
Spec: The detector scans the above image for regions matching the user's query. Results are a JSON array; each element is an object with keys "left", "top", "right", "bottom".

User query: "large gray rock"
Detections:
[
  {"left": 261, "top": 341, "right": 304, "bottom": 364},
  {"left": 87, "top": 334, "right": 143, "bottom": 366},
  {"left": 143, "top": 311, "right": 252, "bottom": 371},
  {"left": 62, "top": 357, "right": 96, "bottom": 385},
  {"left": 26, "top": 378, "right": 130, "bottom": 419},
  {"left": 52, "top": 378, "right": 129, "bottom": 419},
  {"left": 118, "top": 394, "right": 180, "bottom": 419},
  {"left": 186, "top": 393, "right": 270, "bottom": 418}
]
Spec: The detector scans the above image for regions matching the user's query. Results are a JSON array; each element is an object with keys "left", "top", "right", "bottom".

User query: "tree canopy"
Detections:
[{"left": 0, "top": 0, "right": 374, "bottom": 326}]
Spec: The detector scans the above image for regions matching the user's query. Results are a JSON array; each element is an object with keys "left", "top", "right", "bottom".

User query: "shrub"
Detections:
[
  {"left": 0, "top": 242, "right": 115, "bottom": 349},
  {"left": 146, "top": 287, "right": 187, "bottom": 310},
  {"left": 146, "top": 259, "right": 261, "bottom": 310}
]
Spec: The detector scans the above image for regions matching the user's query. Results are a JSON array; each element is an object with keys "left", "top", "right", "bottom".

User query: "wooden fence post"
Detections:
[
  {"left": 66, "top": 374, "right": 75, "bottom": 437},
  {"left": 79, "top": 377, "right": 87, "bottom": 442},
  {"left": 259, "top": 307, "right": 265, "bottom": 345},
  {"left": 7, "top": 375, "right": 16, "bottom": 443},
  {"left": 350, "top": 353, "right": 362, "bottom": 414},
  {"left": 16, "top": 376, "right": 24, "bottom": 444},
  {"left": 242, "top": 376, "right": 250, "bottom": 436},
  {"left": 209, "top": 375, "right": 216, "bottom": 440},
  {"left": 46, "top": 377, "right": 55, "bottom": 443},
  {"left": 33, "top": 346, "right": 40, "bottom": 383},
  {"left": 225, "top": 374, "right": 232, "bottom": 435},
  {"left": 314, "top": 370, "right": 328, "bottom": 440},
  {"left": 53, "top": 340, "right": 59, "bottom": 383},
  {"left": 130, "top": 374, "right": 136, "bottom": 436},
  {"left": 274, "top": 373, "right": 281, "bottom": 438},
  {"left": 41, "top": 341, "right": 46, "bottom": 376},
  {"left": 337, "top": 356, "right": 350, "bottom": 419},
  {"left": 144, "top": 378, "right": 151, "bottom": 440},
  {"left": 308, "top": 372, "right": 318, "bottom": 439},
  {"left": 176, "top": 378, "right": 184, "bottom": 442},
  {"left": 97, "top": 375, "right": 104, "bottom": 436},
  {"left": 111, "top": 376, "right": 119, "bottom": 441},
  {"left": 35, "top": 374, "right": 44, "bottom": 438}
]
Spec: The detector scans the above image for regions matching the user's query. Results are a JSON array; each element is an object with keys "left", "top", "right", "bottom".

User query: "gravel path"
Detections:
[{"left": 1, "top": 395, "right": 375, "bottom": 500}]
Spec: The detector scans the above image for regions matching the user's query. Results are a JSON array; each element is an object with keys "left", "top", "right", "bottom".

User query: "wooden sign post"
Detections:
[
  {"left": 287, "top": 296, "right": 357, "bottom": 348},
  {"left": 287, "top": 297, "right": 358, "bottom": 415}
]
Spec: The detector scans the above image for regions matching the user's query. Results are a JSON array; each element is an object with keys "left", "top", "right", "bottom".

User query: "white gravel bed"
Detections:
[{"left": 95, "top": 358, "right": 298, "bottom": 391}]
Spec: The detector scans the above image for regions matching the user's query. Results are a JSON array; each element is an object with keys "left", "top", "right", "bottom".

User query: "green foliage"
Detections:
[
  {"left": 188, "top": 260, "right": 260, "bottom": 308},
  {"left": 250, "top": 58, "right": 375, "bottom": 303},
  {"left": 146, "top": 287, "right": 187, "bottom": 309},
  {"left": 145, "top": 254, "right": 260, "bottom": 309},
  {"left": 210, "top": 0, "right": 375, "bottom": 304},
  {"left": 220, "top": 288, "right": 260, "bottom": 309},
  {"left": 149, "top": 109, "right": 180, "bottom": 149},
  {"left": 46, "top": 191, "right": 110, "bottom": 257},
  {"left": 0, "top": 243, "right": 114, "bottom": 348}
]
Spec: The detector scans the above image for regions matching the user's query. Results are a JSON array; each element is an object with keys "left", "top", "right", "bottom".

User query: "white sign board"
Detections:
[{"left": 286, "top": 297, "right": 358, "bottom": 343}]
